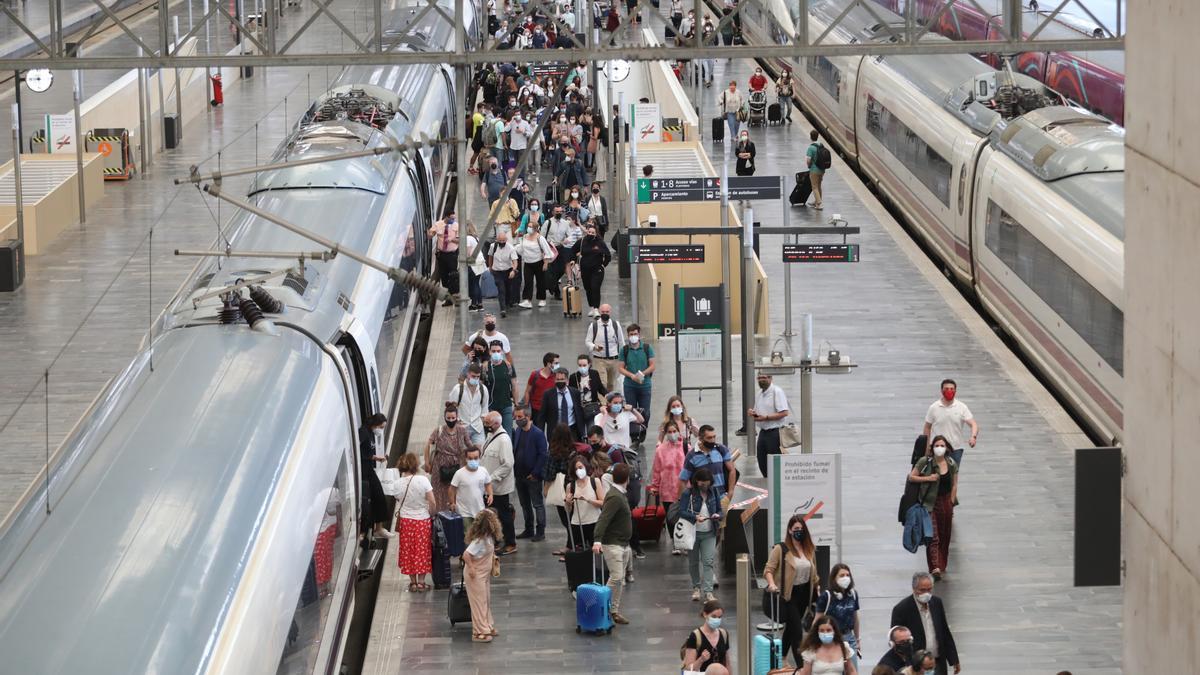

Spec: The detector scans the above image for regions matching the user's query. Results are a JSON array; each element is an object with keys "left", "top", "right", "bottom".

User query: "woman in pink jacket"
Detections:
[{"left": 649, "top": 419, "right": 687, "bottom": 554}]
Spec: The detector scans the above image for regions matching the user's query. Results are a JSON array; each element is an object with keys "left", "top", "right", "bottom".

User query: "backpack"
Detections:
[
  {"left": 814, "top": 143, "right": 832, "bottom": 170},
  {"left": 680, "top": 627, "right": 728, "bottom": 669}
]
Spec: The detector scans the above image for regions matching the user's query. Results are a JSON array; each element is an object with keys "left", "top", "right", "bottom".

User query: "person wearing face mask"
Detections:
[
  {"left": 648, "top": 420, "right": 686, "bottom": 545},
  {"left": 540, "top": 368, "right": 587, "bottom": 440},
  {"left": 514, "top": 216, "right": 553, "bottom": 307},
  {"left": 555, "top": 150, "right": 589, "bottom": 203},
  {"left": 517, "top": 199, "right": 544, "bottom": 235},
  {"left": 749, "top": 373, "right": 791, "bottom": 476},
  {"left": 814, "top": 563, "right": 863, "bottom": 670},
  {"left": 776, "top": 69, "right": 795, "bottom": 123},
  {"left": 564, "top": 454, "right": 605, "bottom": 553},
  {"left": 545, "top": 423, "right": 588, "bottom": 554},
  {"left": 889, "top": 572, "right": 960, "bottom": 674},
  {"left": 877, "top": 626, "right": 915, "bottom": 671},
  {"left": 922, "top": 378, "right": 977, "bottom": 466},
  {"left": 426, "top": 403, "right": 476, "bottom": 512},
  {"left": 678, "top": 425, "right": 738, "bottom": 500},
  {"left": 658, "top": 395, "right": 700, "bottom": 447},
  {"left": 764, "top": 514, "right": 822, "bottom": 667},
  {"left": 359, "top": 413, "right": 394, "bottom": 539},
  {"left": 617, "top": 323, "right": 656, "bottom": 415},
  {"left": 681, "top": 599, "right": 730, "bottom": 672},
  {"left": 678, "top": 468, "right": 723, "bottom": 602},
  {"left": 735, "top": 130, "right": 757, "bottom": 176},
  {"left": 749, "top": 67, "right": 768, "bottom": 93},
  {"left": 564, "top": 190, "right": 590, "bottom": 224},
  {"left": 461, "top": 508, "right": 502, "bottom": 643},
  {"left": 544, "top": 207, "right": 573, "bottom": 298},
  {"left": 569, "top": 354, "right": 608, "bottom": 418},
  {"left": 393, "top": 452, "right": 437, "bottom": 592},
  {"left": 480, "top": 153, "right": 508, "bottom": 205},
  {"left": 428, "top": 210, "right": 460, "bottom": 307},
  {"left": 512, "top": 405, "right": 549, "bottom": 542},
  {"left": 903, "top": 651, "right": 936, "bottom": 675},
  {"left": 490, "top": 191, "right": 522, "bottom": 241},
  {"left": 719, "top": 80, "right": 744, "bottom": 142},
  {"left": 908, "top": 435, "right": 958, "bottom": 579},
  {"left": 478, "top": 411, "right": 517, "bottom": 554},
  {"left": 462, "top": 314, "right": 512, "bottom": 366},
  {"left": 591, "top": 462, "right": 634, "bottom": 625},
  {"left": 449, "top": 446, "right": 494, "bottom": 534},
  {"left": 506, "top": 110, "right": 533, "bottom": 169},
  {"left": 448, "top": 364, "right": 492, "bottom": 446},
  {"left": 486, "top": 232, "right": 520, "bottom": 318},
  {"left": 575, "top": 224, "right": 611, "bottom": 317},
  {"left": 522, "top": 352, "right": 560, "bottom": 426},
  {"left": 585, "top": 182, "right": 608, "bottom": 235},
  {"left": 483, "top": 342, "right": 519, "bottom": 435},
  {"left": 585, "top": 304, "right": 625, "bottom": 389},
  {"left": 593, "top": 392, "right": 644, "bottom": 449},
  {"left": 797, "top": 615, "right": 858, "bottom": 674}
]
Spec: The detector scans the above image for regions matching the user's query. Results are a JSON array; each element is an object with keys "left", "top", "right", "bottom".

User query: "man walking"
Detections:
[
  {"left": 617, "top": 323, "right": 656, "bottom": 415},
  {"left": 922, "top": 378, "right": 978, "bottom": 466},
  {"left": 448, "top": 364, "right": 491, "bottom": 446},
  {"left": 890, "top": 572, "right": 961, "bottom": 674},
  {"left": 678, "top": 425, "right": 739, "bottom": 499},
  {"left": 592, "top": 463, "right": 634, "bottom": 626},
  {"left": 486, "top": 232, "right": 520, "bottom": 318},
  {"left": 429, "top": 209, "right": 460, "bottom": 306},
  {"left": 484, "top": 341, "right": 519, "bottom": 435},
  {"left": 540, "top": 368, "right": 587, "bottom": 439},
  {"left": 749, "top": 373, "right": 789, "bottom": 476},
  {"left": 449, "top": 446, "right": 494, "bottom": 533},
  {"left": 512, "top": 405, "right": 548, "bottom": 542},
  {"left": 719, "top": 80, "right": 744, "bottom": 141},
  {"left": 479, "top": 412, "right": 517, "bottom": 555},
  {"left": 805, "top": 130, "right": 828, "bottom": 210},
  {"left": 585, "top": 304, "right": 625, "bottom": 391}
]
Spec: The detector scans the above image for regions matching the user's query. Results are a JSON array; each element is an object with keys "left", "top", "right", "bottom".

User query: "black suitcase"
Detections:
[
  {"left": 448, "top": 580, "right": 472, "bottom": 625},
  {"left": 665, "top": 23, "right": 675, "bottom": 40},
  {"left": 711, "top": 117, "right": 724, "bottom": 142},
  {"left": 431, "top": 518, "right": 453, "bottom": 589},
  {"left": 565, "top": 523, "right": 609, "bottom": 592},
  {"left": 767, "top": 103, "right": 782, "bottom": 124},
  {"left": 789, "top": 171, "right": 812, "bottom": 206}
]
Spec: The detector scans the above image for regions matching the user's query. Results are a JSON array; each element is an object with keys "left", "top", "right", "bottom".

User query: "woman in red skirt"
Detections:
[{"left": 394, "top": 453, "right": 436, "bottom": 591}]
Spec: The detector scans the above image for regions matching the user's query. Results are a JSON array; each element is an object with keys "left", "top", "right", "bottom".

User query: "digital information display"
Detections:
[{"left": 782, "top": 243, "right": 860, "bottom": 263}]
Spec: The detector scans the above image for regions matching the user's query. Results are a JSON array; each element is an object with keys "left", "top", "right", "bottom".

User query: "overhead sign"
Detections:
[
  {"left": 770, "top": 453, "right": 842, "bottom": 548},
  {"left": 630, "top": 244, "right": 704, "bottom": 264},
  {"left": 529, "top": 62, "right": 569, "bottom": 78},
  {"left": 632, "top": 102, "right": 661, "bottom": 143},
  {"left": 676, "top": 285, "right": 722, "bottom": 328},
  {"left": 782, "top": 243, "right": 860, "bottom": 263},
  {"left": 44, "top": 113, "right": 76, "bottom": 154},
  {"left": 636, "top": 175, "right": 782, "bottom": 203}
]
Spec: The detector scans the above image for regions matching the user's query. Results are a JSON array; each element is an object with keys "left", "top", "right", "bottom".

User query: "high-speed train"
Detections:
[
  {"left": 737, "top": 0, "right": 1124, "bottom": 443},
  {"left": 0, "top": 3, "right": 476, "bottom": 673}
]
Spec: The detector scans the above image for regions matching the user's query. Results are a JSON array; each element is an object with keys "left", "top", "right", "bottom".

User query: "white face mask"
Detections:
[
  {"left": 933, "top": 445, "right": 947, "bottom": 457},
  {"left": 671, "top": 406, "right": 684, "bottom": 415},
  {"left": 576, "top": 467, "right": 588, "bottom": 479},
  {"left": 629, "top": 335, "right": 640, "bottom": 345},
  {"left": 837, "top": 575, "right": 852, "bottom": 590},
  {"left": 916, "top": 592, "right": 932, "bottom": 604}
]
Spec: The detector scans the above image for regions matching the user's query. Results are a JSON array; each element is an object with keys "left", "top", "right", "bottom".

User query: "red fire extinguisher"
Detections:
[{"left": 210, "top": 73, "right": 224, "bottom": 107}]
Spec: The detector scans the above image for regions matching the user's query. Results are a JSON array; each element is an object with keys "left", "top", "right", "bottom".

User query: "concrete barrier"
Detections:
[{"left": 0, "top": 154, "right": 105, "bottom": 253}]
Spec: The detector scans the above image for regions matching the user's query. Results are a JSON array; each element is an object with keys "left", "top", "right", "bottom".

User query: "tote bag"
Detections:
[{"left": 673, "top": 517, "right": 696, "bottom": 551}]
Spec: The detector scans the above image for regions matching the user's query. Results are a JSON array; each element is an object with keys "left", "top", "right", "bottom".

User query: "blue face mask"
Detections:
[
  {"left": 490, "top": 352, "right": 503, "bottom": 363},
  {"left": 467, "top": 459, "right": 480, "bottom": 470},
  {"left": 610, "top": 404, "right": 622, "bottom": 414},
  {"left": 818, "top": 632, "right": 834, "bottom": 644},
  {"left": 706, "top": 616, "right": 722, "bottom": 630}
]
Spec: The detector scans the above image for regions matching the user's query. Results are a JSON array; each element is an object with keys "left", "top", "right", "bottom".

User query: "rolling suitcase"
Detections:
[
  {"left": 431, "top": 516, "right": 453, "bottom": 589},
  {"left": 789, "top": 171, "right": 812, "bottom": 206},
  {"left": 438, "top": 510, "right": 466, "bottom": 557},
  {"left": 665, "top": 23, "right": 676, "bottom": 41},
  {"left": 565, "top": 521, "right": 608, "bottom": 592},
  {"left": 447, "top": 562, "right": 473, "bottom": 625},
  {"left": 753, "top": 592, "right": 784, "bottom": 675},
  {"left": 575, "top": 551, "right": 614, "bottom": 635},
  {"left": 767, "top": 103, "right": 782, "bottom": 124},
  {"left": 632, "top": 490, "right": 666, "bottom": 542},
  {"left": 711, "top": 117, "right": 724, "bottom": 142},
  {"left": 561, "top": 266, "right": 583, "bottom": 317}
]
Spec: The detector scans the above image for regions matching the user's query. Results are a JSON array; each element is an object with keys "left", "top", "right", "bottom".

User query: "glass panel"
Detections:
[
  {"left": 864, "top": 95, "right": 951, "bottom": 206},
  {"left": 806, "top": 56, "right": 841, "bottom": 101}
]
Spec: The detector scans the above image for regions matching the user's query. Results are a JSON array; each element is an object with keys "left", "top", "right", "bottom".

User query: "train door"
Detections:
[
  {"left": 949, "top": 134, "right": 985, "bottom": 278},
  {"left": 337, "top": 318, "right": 381, "bottom": 432}
]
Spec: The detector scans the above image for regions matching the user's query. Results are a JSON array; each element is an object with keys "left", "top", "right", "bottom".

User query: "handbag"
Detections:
[
  {"left": 672, "top": 516, "right": 696, "bottom": 551},
  {"left": 438, "top": 464, "right": 458, "bottom": 483},
  {"left": 377, "top": 467, "right": 401, "bottom": 496},
  {"left": 491, "top": 555, "right": 501, "bottom": 577},
  {"left": 779, "top": 423, "right": 802, "bottom": 450},
  {"left": 736, "top": 103, "right": 749, "bottom": 122}
]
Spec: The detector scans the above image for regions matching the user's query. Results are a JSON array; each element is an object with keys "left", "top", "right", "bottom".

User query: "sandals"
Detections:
[
  {"left": 408, "top": 582, "right": 419, "bottom": 592},
  {"left": 472, "top": 633, "right": 493, "bottom": 643}
]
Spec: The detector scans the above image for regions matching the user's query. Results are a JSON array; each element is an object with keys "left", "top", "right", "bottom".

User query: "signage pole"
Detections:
[
  {"left": 720, "top": 138, "right": 732, "bottom": 391},
  {"left": 781, "top": 174, "right": 793, "bottom": 336},
  {"left": 73, "top": 70, "right": 85, "bottom": 225},
  {"left": 741, "top": 203, "right": 756, "bottom": 458},
  {"left": 674, "top": 284, "right": 682, "bottom": 398},
  {"left": 606, "top": 70, "right": 617, "bottom": 237},
  {"left": 629, "top": 100, "right": 638, "bottom": 324},
  {"left": 719, "top": 281, "right": 729, "bottom": 446},
  {"left": 800, "top": 313, "right": 814, "bottom": 453},
  {"left": 11, "top": 104, "right": 24, "bottom": 244}
]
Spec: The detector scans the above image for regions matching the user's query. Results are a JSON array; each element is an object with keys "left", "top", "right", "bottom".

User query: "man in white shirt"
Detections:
[
  {"left": 449, "top": 364, "right": 491, "bottom": 446},
  {"left": 506, "top": 112, "right": 534, "bottom": 170},
  {"left": 479, "top": 411, "right": 518, "bottom": 554},
  {"left": 922, "top": 378, "right": 978, "bottom": 466},
  {"left": 585, "top": 304, "right": 625, "bottom": 390},
  {"left": 449, "top": 446, "right": 494, "bottom": 533},
  {"left": 748, "top": 373, "right": 789, "bottom": 477},
  {"left": 462, "top": 313, "right": 513, "bottom": 366},
  {"left": 487, "top": 234, "right": 520, "bottom": 318}
]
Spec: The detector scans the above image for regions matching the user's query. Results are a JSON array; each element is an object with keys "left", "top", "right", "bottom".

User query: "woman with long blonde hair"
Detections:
[{"left": 463, "top": 508, "right": 502, "bottom": 643}]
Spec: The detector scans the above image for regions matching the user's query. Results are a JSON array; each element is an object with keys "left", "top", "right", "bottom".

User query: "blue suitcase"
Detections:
[
  {"left": 752, "top": 633, "right": 784, "bottom": 675},
  {"left": 438, "top": 510, "right": 466, "bottom": 557},
  {"left": 574, "top": 552, "right": 614, "bottom": 635}
]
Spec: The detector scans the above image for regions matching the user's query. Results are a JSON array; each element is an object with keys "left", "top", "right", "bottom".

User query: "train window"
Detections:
[
  {"left": 984, "top": 200, "right": 1123, "bottom": 374},
  {"left": 275, "top": 455, "right": 353, "bottom": 674},
  {"left": 806, "top": 56, "right": 841, "bottom": 102},
  {"left": 864, "top": 95, "right": 952, "bottom": 206}
]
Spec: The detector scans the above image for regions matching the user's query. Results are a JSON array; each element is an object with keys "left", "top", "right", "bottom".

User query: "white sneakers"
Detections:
[
  {"left": 691, "top": 588, "right": 702, "bottom": 601},
  {"left": 537, "top": 299, "right": 547, "bottom": 307},
  {"left": 518, "top": 300, "right": 533, "bottom": 309},
  {"left": 588, "top": 307, "right": 600, "bottom": 317}
]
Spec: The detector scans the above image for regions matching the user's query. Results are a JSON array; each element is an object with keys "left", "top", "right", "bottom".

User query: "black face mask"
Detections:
[
  {"left": 445, "top": 418, "right": 457, "bottom": 428},
  {"left": 556, "top": 382, "right": 567, "bottom": 390},
  {"left": 485, "top": 322, "right": 496, "bottom": 331},
  {"left": 702, "top": 440, "right": 715, "bottom": 449},
  {"left": 592, "top": 188, "right": 600, "bottom": 194},
  {"left": 590, "top": 442, "right": 603, "bottom": 451},
  {"left": 893, "top": 641, "right": 914, "bottom": 660},
  {"left": 518, "top": 418, "right": 531, "bottom": 428},
  {"left": 600, "top": 314, "right": 610, "bottom": 322}
]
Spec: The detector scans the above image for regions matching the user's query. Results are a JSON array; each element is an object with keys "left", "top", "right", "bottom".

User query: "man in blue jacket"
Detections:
[{"left": 512, "top": 404, "right": 549, "bottom": 542}]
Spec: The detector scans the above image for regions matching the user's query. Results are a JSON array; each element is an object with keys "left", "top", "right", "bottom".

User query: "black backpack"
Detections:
[{"left": 814, "top": 143, "right": 832, "bottom": 170}]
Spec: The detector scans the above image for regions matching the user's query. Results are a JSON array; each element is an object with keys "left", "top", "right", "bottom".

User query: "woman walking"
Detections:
[
  {"left": 564, "top": 454, "right": 605, "bottom": 555},
  {"left": 657, "top": 395, "right": 700, "bottom": 448},
  {"left": 679, "top": 468, "right": 723, "bottom": 602},
  {"left": 764, "top": 514, "right": 821, "bottom": 667},
  {"left": 424, "top": 402, "right": 475, "bottom": 511},
  {"left": 463, "top": 508, "right": 502, "bottom": 643},
  {"left": 515, "top": 222, "right": 553, "bottom": 308},
  {"left": 681, "top": 599, "right": 731, "bottom": 673},
  {"left": 735, "top": 130, "right": 756, "bottom": 176},
  {"left": 394, "top": 453, "right": 437, "bottom": 591},
  {"left": 908, "top": 434, "right": 958, "bottom": 579},
  {"left": 648, "top": 419, "right": 686, "bottom": 554},
  {"left": 575, "top": 221, "right": 611, "bottom": 317},
  {"left": 797, "top": 615, "right": 858, "bottom": 675},
  {"left": 813, "top": 563, "right": 863, "bottom": 670},
  {"left": 546, "top": 423, "right": 584, "bottom": 556}
]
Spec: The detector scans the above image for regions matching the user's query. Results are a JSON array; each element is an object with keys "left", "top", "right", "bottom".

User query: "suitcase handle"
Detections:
[{"left": 593, "top": 550, "right": 605, "bottom": 584}]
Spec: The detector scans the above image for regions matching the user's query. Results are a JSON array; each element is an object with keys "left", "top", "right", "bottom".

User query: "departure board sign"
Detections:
[
  {"left": 782, "top": 244, "right": 860, "bottom": 263},
  {"left": 704, "top": 176, "right": 782, "bottom": 200},
  {"left": 528, "top": 62, "right": 569, "bottom": 78},
  {"left": 630, "top": 245, "right": 706, "bottom": 264},
  {"left": 637, "top": 176, "right": 781, "bottom": 203}
]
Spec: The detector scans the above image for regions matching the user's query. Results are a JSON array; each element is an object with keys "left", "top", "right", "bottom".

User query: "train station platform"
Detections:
[{"left": 360, "top": 15, "right": 1121, "bottom": 675}]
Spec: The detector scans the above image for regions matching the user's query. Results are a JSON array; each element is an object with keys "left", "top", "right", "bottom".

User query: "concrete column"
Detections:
[{"left": 1123, "top": 0, "right": 1200, "bottom": 671}]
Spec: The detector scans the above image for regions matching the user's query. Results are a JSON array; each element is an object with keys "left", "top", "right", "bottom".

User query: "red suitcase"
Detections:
[{"left": 632, "top": 490, "right": 666, "bottom": 542}]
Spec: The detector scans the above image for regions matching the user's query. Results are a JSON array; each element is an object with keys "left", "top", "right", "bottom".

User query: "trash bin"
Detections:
[
  {"left": 0, "top": 240, "right": 25, "bottom": 292},
  {"left": 163, "top": 114, "right": 181, "bottom": 149}
]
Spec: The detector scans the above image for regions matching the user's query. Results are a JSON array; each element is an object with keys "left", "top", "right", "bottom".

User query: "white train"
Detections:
[
  {"left": 0, "top": 3, "right": 476, "bottom": 673},
  {"left": 736, "top": 0, "right": 1124, "bottom": 443}
]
